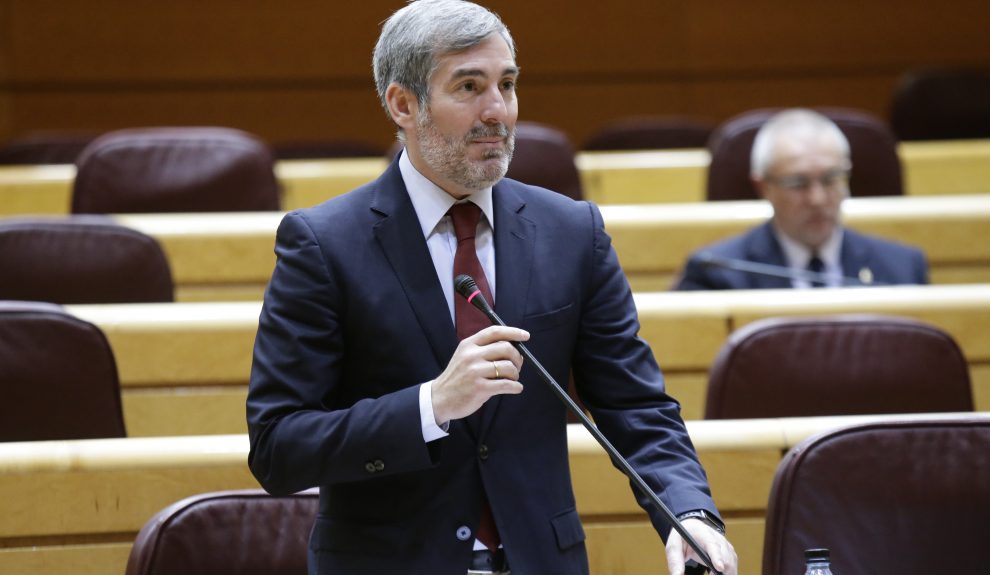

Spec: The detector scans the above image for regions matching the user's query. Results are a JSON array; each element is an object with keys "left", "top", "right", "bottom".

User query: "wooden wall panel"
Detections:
[{"left": 2, "top": 1, "right": 989, "bottom": 148}]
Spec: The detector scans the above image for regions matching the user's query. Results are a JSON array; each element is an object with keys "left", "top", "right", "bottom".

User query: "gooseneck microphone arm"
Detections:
[
  {"left": 696, "top": 251, "right": 879, "bottom": 287},
  {"left": 454, "top": 274, "right": 723, "bottom": 575}
]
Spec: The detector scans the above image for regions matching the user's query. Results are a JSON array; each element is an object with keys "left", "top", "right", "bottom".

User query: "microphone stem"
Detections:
[{"left": 481, "top": 306, "right": 723, "bottom": 575}]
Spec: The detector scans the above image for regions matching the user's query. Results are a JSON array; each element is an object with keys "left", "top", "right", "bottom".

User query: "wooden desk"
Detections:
[
  {"left": 2, "top": 140, "right": 988, "bottom": 216},
  {"left": 2, "top": 413, "right": 981, "bottom": 575},
  {"left": 99, "top": 194, "right": 990, "bottom": 301},
  {"left": 65, "top": 284, "right": 990, "bottom": 436}
]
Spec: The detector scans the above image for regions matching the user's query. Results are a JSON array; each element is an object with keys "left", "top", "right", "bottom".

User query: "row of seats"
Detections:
[
  {"left": 1, "top": 298, "right": 973, "bottom": 443},
  {"left": 122, "top": 416, "right": 990, "bottom": 575},
  {"left": 0, "top": 108, "right": 918, "bottom": 216},
  {"left": 2, "top": 67, "right": 987, "bottom": 168}
]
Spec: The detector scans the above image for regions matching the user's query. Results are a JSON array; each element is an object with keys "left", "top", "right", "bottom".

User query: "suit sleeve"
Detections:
[
  {"left": 247, "top": 211, "right": 437, "bottom": 495},
  {"left": 572, "top": 202, "right": 720, "bottom": 540}
]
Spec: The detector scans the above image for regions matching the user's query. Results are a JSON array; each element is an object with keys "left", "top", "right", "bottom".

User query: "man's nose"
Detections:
[
  {"left": 806, "top": 179, "right": 829, "bottom": 204},
  {"left": 480, "top": 85, "right": 508, "bottom": 124}
]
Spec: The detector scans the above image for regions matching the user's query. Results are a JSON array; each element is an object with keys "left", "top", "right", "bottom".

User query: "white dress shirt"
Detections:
[{"left": 774, "top": 225, "right": 844, "bottom": 288}]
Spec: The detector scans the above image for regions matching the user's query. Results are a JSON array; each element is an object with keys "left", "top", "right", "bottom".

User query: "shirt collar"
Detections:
[
  {"left": 774, "top": 224, "right": 844, "bottom": 270},
  {"left": 398, "top": 148, "right": 495, "bottom": 238}
]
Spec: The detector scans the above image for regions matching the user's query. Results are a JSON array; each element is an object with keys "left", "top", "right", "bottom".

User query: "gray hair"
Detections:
[
  {"left": 372, "top": 0, "right": 515, "bottom": 123},
  {"left": 750, "top": 109, "right": 851, "bottom": 179}
]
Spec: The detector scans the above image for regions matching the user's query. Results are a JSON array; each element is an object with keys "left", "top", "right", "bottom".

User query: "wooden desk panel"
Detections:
[
  {"left": 65, "top": 285, "right": 990, "bottom": 437},
  {"left": 2, "top": 414, "right": 981, "bottom": 575},
  {"left": 95, "top": 194, "right": 990, "bottom": 302}
]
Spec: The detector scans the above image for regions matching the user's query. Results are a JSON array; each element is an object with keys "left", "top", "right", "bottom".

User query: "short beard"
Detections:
[{"left": 416, "top": 108, "right": 515, "bottom": 192}]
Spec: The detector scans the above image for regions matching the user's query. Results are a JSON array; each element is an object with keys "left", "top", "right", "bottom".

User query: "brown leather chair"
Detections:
[
  {"left": 0, "top": 300, "right": 126, "bottom": 441},
  {"left": 126, "top": 489, "right": 319, "bottom": 575},
  {"left": 0, "top": 132, "right": 99, "bottom": 165},
  {"left": 506, "top": 121, "right": 583, "bottom": 201},
  {"left": 583, "top": 116, "right": 714, "bottom": 151},
  {"left": 706, "top": 107, "right": 903, "bottom": 201},
  {"left": 0, "top": 216, "right": 174, "bottom": 304},
  {"left": 890, "top": 68, "right": 990, "bottom": 141},
  {"left": 704, "top": 315, "right": 973, "bottom": 419},
  {"left": 72, "top": 127, "right": 280, "bottom": 213},
  {"left": 763, "top": 417, "right": 990, "bottom": 575}
]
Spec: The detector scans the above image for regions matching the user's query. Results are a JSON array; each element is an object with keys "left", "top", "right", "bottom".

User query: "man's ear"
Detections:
[
  {"left": 385, "top": 83, "right": 418, "bottom": 132},
  {"left": 752, "top": 176, "right": 769, "bottom": 200}
]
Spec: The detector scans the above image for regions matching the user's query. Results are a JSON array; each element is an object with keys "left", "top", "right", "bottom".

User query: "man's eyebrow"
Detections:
[{"left": 450, "top": 66, "right": 520, "bottom": 80}]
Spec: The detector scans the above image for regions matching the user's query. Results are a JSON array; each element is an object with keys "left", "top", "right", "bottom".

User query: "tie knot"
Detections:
[
  {"left": 807, "top": 254, "right": 825, "bottom": 273},
  {"left": 449, "top": 202, "right": 482, "bottom": 242}
]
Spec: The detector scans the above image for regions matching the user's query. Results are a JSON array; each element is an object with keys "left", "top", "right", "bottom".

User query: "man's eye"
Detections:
[
  {"left": 501, "top": 80, "right": 515, "bottom": 91},
  {"left": 460, "top": 82, "right": 475, "bottom": 92}
]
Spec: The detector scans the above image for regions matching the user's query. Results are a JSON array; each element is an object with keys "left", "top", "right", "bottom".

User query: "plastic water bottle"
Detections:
[{"left": 803, "top": 548, "right": 834, "bottom": 575}]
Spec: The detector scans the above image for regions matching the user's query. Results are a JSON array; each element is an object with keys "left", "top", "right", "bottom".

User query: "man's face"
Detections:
[
  {"left": 754, "top": 132, "right": 850, "bottom": 251},
  {"left": 406, "top": 34, "right": 519, "bottom": 198}
]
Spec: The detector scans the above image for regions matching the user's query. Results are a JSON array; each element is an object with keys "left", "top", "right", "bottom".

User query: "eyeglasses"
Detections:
[{"left": 766, "top": 168, "right": 851, "bottom": 193}]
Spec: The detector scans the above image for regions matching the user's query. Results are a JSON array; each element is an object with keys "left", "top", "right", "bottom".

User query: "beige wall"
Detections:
[{"left": 1, "top": 1, "right": 989, "bottom": 147}]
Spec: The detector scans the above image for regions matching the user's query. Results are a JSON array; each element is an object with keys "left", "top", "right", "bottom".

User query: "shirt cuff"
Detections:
[{"left": 419, "top": 381, "right": 449, "bottom": 442}]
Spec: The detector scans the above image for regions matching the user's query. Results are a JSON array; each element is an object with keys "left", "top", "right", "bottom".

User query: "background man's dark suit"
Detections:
[
  {"left": 247, "top": 160, "right": 717, "bottom": 575},
  {"left": 675, "top": 222, "right": 929, "bottom": 290}
]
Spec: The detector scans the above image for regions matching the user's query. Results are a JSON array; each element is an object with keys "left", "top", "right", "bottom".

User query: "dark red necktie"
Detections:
[{"left": 448, "top": 201, "right": 499, "bottom": 551}]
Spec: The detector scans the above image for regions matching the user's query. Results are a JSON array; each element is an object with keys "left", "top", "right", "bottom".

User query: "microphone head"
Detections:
[{"left": 454, "top": 274, "right": 478, "bottom": 298}]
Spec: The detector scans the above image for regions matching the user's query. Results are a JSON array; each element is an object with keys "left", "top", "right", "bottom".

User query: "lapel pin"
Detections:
[{"left": 858, "top": 267, "right": 874, "bottom": 285}]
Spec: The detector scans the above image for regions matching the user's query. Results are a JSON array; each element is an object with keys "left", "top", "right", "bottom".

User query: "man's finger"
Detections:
[{"left": 665, "top": 530, "right": 685, "bottom": 575}]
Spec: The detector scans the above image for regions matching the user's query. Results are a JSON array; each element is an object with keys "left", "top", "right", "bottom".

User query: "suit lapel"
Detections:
[
  {"left": 838, "top": 229, "right": 875, "bottom": 285},
  {"left": 479, "top": 181, "right": 535, "bottom": 435},
  {"left": 371, "top": 162, "right": 458, "bottom": 370},
  {"left": 746, "top": 223, "right": 792, "bottom": 289}
]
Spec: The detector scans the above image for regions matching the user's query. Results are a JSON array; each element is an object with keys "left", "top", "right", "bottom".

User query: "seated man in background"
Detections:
[{"left": 675, "top": 108, "right": 928, "bottom": 290}]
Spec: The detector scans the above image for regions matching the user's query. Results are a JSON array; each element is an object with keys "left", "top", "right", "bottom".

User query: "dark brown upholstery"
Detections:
[
  {"left": 763, "top": 417, "right": 990, "bottom": 575},
  {"left": 890, "top": 68, "right": 990, "bottom": 141},
  {"left": 583, "top": 116, "right": 714, "bottom": 151},
  {"left": 705, "top": 315, "right": 973, "bottom": 419},
  {"left": 706, "top": 107, "right": 903, "bottom": 201},
  {"left": 0, "top": 132, "right": 98, "bottom": 165},
  {"left": 72, "top": 127, "right": 280, "bottom": 213},
  {"left": 126, "top": 489, "right": 319, "bottom": 575},
  {"left": 506, "top": 121, "right": 583, "bottom": 200},
  {"left": 0, "top": 300, "right": 125, "bottom": 441},
  {"left": 0, "top": 216, "right": 174, "bottom": 304}
]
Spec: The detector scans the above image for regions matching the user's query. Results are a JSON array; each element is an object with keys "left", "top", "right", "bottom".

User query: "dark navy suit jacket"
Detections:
[
  {"left": 675, "top": 221, "right": 929, "bottom": 290},
  {"left": 247, "top": 160, "right": 717, "bottom": 575}
]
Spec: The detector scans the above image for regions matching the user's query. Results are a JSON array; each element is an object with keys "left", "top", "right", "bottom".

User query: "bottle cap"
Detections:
[{"left": 804, "top": 548, "right": 830, "bottom": 562}]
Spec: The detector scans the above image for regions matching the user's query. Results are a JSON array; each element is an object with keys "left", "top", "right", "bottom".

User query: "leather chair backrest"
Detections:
[
  {"left": 126, "top": 489, "right": 319, "bottom": 575},
  {"left": 890, "top": 68, "right": 990, "bottom": 141},
  {"left": 706, "top": 107, "right": 903, "bottom": 201},
  {"left": 0, "top": 216, "right": 174, "bottom": 304},
  {"left": 705, "top": 314, "right": 973, "bottom": 419},
  {"left": 0, "top": 300, "right": 126, "bottom": 441},
  {"left": 72, "top": 127, "right": 280, "bottom": 213},
  {"left": 763, "top": 417, "right": 990, "bottom": 575},
  {"left": 583, "top": 116, "right": 714, "bottom": 151},
  {"left": 0, "top": 132, "right": 98, "bottom": 165},
  {"left": 506, "top": 121, "right": 583, "bottom": 200}
]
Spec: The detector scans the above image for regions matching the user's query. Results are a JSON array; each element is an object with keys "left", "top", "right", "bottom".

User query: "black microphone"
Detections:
[
  {"left": 696, "top": 251, "right": 879, "bottom": 287},
  {"left": 454, "top": 274, "right": 723, "bottom": 575}
]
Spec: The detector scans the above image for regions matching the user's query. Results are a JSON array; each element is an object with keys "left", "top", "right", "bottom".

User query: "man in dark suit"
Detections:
[
  {"left": 247, "top": 1, "right": 737, "bottom": 574},
  {"left": 676, "top": 109, "right": 928, "bottom": 290}
]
